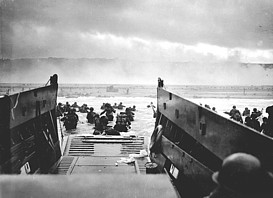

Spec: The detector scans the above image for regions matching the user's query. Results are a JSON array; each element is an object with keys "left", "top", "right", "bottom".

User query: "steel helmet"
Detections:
[{"left": 212, "top": 153, "right": 273, "bottom": 196}]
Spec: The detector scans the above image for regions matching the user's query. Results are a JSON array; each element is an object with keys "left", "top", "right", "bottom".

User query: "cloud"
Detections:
[
  {"left": 1, "top": 0, "right": 273, "bottom": 60},
  {"left": 1, "top": 0, "right": 273, "bottom": 86},
  {"left": 7, "top": 26, "right": 273, "bottom": 63}
]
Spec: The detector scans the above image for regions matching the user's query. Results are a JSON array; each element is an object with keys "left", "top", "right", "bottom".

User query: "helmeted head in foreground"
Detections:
[{"left": 211, "top": 153, "right": 273, "bottom": 198}]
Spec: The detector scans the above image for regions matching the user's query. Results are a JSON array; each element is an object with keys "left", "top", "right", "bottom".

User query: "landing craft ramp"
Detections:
[
  {"left": 34, "top": 129, "right": 178, "bottom": 198},
  {"left": 13, "top": 135, "right": 177, "bottom": 198},
  {"left": 51, "top": 135, "right": 149, "bottom": 175}
]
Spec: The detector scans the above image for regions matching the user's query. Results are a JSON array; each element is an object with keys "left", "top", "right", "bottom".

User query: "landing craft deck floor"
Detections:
[{"left": 51, "top": 135, "right": 149, "bottom": 175}]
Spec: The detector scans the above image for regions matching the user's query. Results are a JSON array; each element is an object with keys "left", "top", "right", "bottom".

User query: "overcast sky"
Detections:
[{"left": 1, "top": 0, "right": 273, "bottom": 85}]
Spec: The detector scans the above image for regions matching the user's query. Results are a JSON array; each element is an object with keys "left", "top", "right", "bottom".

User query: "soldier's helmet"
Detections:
[{"left": 212, "top": 153, "right": 273, "bottom": 196}]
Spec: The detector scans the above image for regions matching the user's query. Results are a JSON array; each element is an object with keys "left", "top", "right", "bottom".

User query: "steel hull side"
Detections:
[
  {"left": 156, "top": 88, "right": 273, "bottom": 170},
  {"left": 151, "top": 87, "right": 273, "bottom": 197},
  {"left": 0, "top": 81, "right": 61, "bottom": 174}
]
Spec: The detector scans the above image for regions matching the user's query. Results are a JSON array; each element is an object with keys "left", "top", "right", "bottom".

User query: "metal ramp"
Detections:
[
  {"left": 51, "top": 156, "right": 76, "bottom": 175},
  {"left": 52, "top": 135, "right": 150, "bottom": 175}
]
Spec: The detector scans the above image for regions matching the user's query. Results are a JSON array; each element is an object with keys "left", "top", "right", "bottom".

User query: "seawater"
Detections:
[
  {"left": 57, "top": 96, "right": 157, "bottom": 138},
  {"left": 57, "top": 96, "right": 273, "bottom": 145}
]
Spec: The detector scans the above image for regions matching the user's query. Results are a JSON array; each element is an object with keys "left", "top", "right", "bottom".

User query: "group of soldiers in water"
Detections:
[
  {"left": 56, "top": 102, "right": 80, "bottom": 130},
  {"left": 91, "top": 102, "right": 135, "bottom": 135},
  {"left": 227, "top": 105, "right": 273, "bottom": 138},
  {"left": 56, "top": 101, "right": 136, "bottom": 134},
  {"left": 202, "top": 103, "right": 273, "bottom": 138}
]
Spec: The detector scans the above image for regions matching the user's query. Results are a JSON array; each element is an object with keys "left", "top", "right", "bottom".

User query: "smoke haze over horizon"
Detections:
[{"left": 1, "top": 58, "right": 273, "bottom": 86}]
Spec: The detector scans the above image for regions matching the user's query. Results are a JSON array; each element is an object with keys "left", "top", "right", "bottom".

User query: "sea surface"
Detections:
[
  {"left": 57, "top": 95, "right": 273, "bottom": 147},
  {"left": 57, "top": 96, "right": 157, "bottom": 138}
]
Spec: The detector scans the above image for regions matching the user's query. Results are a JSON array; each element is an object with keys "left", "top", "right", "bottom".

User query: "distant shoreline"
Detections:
[{"left": 1, "top": 83, "right": 272, "bottom": 100}]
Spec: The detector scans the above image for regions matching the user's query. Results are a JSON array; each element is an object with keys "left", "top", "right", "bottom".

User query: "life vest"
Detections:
[
  {"left": 149, "top": 125, "right": 163, "bottom": 153},
  {"left": 116, "top": 114, "right": 127, "bottom": 126}
]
